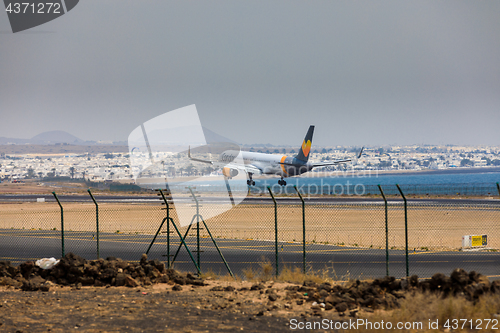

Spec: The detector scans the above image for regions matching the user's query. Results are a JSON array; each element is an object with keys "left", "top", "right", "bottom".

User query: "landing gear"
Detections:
[
  {"left": 247, "top": 173, "right": 256, "bottom": 186},
  {"left": 278, "top": 177, "right": 287, "bottom": 186}
]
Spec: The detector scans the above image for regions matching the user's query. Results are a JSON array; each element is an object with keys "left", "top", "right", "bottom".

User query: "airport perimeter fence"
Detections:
[{"left": 0, "top": 183, "right": 499, "bottom": 280}]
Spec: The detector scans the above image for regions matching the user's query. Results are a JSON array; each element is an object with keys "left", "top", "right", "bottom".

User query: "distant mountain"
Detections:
[
  {"left": 202, "top": 127, "right": 236, "bottom": 144},
  {"left": 0, "top": 137, "right": 30, "bottom": 145},
  {"left": 0, "top": 127, "right": 234, "bottom": 146},
  {"left": 0, "top": 131, "right": 87, "bottom": 145},
  {"left": 31, "top": 131, "right": 84, "bottom": 144},
  {"left": 129, "top": 126, "right": 236, "bottom": 146}
]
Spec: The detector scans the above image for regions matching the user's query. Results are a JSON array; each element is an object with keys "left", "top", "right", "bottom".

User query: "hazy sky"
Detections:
[{"left": 1, "top": 1, "right": 499, "bottom": 146}]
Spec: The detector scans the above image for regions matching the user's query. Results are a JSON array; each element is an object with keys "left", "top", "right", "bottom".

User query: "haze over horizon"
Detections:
[{"left": 1, "top": 1, "right": 499, "bottom": 147}]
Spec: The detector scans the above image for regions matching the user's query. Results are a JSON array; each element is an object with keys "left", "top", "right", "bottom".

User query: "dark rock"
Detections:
[
  {"left": 420, "top": 280, "right": 431, "bottom": 292},
  {"left": 173, "top": 277, "right": 186, "bottom": 285},
  {"left": 141, "top": 277, "right": 152, "bottom": 286},
  {"left": 0, "top": 261, "right": 18, "bottom": 278},
  {"left": 66, "top": 273, "right": 77, "bottom": 284},
  {"left": 115, "top": 273, "right": 127, "bottom": 286},
  {"left": 19, "top": 261, "right": 37, "bottom": 279},
  {"left": 151, "top": 260, "right": 165, "bottom": 273},
  {"left": 125, "top": 275, "right": 140, "bottom": 287},
  {"left": 100, "top": 268, "right": 117, "bottom": 281},
  {"left": 335, "top": 302, "right": 348, "bottom": 313},
  {"left": 469, "top": 271, "right": 480, "bottom": 283},
  {"left": 384, "top": 293, "right": 398, "bottom": 309},
  {"left": 210, "top": 286, "right": 224, "bottom": 291},
  {"left": 50, "top": 267, "right": 66, "bottom": 279},
  {"left": 325, "top": 295, "right": 342, "bottom": 305},
  {"left": 0, "top": 276, "right": 22, "bottom": 288},
  {"left": 56, "top": 278, "right": 69, "bottom": 286},
  {"left": 40, "top": 281, "right": 54, "bottom": 292},
  {"left": 143, "top": 264, "right": 154, "bottom": 275},
  {"left": 156, "top": 275, "right": 169, "bottom": 284},
  {"left": 451, "top": 268, "right": 469, "bottom": 286},
  {"left": 491, "top": 280, "right": 500, "bottom": 293},
  {"left": 250, "top": 283, "right": 265, "bottom": 291},
  {"left": 94, "top": 280, "right": 105, "bottom": 287},
  {"left": 60, "top": 253, "right": 87, "bottom": 269},
  {"left": 409, "top": 275, "right": 419, "bottom": 287},
  {"left": 172, "top": 284, "right": 182, "bottom": 291},
  {"left": 116, "top": 260, "right": 129, "bottom": 270},
  {"left": 319, "top": 289, "right": 329, "bottom": 297},
  {"left": 430, "top": 273, "right": 451, "bottom": 291},
  {"left": 391, "top": 290, "right": 406, "bottom": 299},
  {"left": 78, "top": 276, "right": 95, "bottom": 286},
  {"left": 303, "top": 280, "right": 318, "bottom": 288},
  {"left": 388, "top": 279, "right": 401, "bottom": 291},
  {"left": 268, "top": 293, "right": 278, "bottom": 302},
  {"left": 147, "top": 268, "right": 161, "bottom": 280},
  {"left": 69, "top": 266, "right": 84, "bottom": 276},
  {"left": 360, "top": 295, "right": 374, "bottom": 307},
  {"left": 318, "top": 282, "right": 332, "bottom": 292},
  {"left": 298, "top": 286, "right": 314, "bottom": 293},
  {"left": 22, "top": 276, "right": 45, "bottom": 291}
]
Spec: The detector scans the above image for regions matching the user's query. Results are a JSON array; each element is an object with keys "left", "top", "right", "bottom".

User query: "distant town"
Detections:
[{"left": 1, "top": 144, "right": 499, "bottom": 184}]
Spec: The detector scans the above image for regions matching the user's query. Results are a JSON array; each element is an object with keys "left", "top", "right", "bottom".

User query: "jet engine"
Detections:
[{"left": 222, "top": 167, "right": 239, "bottom": 178}]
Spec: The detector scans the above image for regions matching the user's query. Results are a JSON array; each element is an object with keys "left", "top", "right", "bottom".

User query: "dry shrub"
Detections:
[
  {"left": 259, "top": 258, "right": 274, "bottom": 281},
  {"left": 349, "top": 292, "right": 500, "bottom": 333}
]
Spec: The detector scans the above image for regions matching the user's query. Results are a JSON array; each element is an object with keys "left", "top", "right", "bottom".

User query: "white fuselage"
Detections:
[{"left": 219, "top": 150, "right": 311, "bottom": 177}]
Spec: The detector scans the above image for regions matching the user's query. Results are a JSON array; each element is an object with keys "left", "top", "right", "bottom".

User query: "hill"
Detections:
[{"left": 30, "top": 131, "right": 84, "bottom": 144}]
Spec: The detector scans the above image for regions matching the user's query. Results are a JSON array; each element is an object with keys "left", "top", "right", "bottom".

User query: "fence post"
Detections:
[
  {"left": 52, "top": 192, "right": 64, "bottom": 258},
  {"left": 396, "top": 184, "right": 409, "bottom": 278},
  {"left": 267, "top": 186, "right": 279, "bottom": 277},
  {"left": 157, "top": 189, "right": 201, "bottom": 274},
  {"left": 294, "top": 185, "right": 306, "bottom": 275},
  {"left": 187, "top": 187, "right": 202, "bottom": 269},
  {"left": 88, "top": 189, "right": 99, "bottom": 259},
  {"left": 378, "top": 185, "right": 389, "bottom": 277}
]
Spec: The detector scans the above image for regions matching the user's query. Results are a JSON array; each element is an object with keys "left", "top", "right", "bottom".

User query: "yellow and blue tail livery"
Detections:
[{"left": 295, "top": 125, "right": 315, "bottom": 162}]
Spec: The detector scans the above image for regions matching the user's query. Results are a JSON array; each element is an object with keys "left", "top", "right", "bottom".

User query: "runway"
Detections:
[
  {"left": 0, "top": 194, "right": 498, "bottom": 206},
  {"left": 1, "top": 229, "right": 498, "bottom": 280}
]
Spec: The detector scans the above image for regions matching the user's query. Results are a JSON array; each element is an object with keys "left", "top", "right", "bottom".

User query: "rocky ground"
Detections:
[{"left": 1, "top": 253, "right": 500, "bottom": 332}]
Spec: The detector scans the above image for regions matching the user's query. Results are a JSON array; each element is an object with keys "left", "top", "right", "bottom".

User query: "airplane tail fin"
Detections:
[{"left": 295, "top": 125, "right": 314, "bottom": 162}]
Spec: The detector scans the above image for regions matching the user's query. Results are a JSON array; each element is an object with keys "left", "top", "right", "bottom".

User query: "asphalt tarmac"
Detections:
[
  {"left": 0, "top": 194, "right": 498, "bottom": 206},
  {"left": 1, "top": 229, "right": 498, "bottom": 280}
]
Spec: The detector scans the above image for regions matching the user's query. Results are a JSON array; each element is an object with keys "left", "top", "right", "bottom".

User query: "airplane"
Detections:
[{"left": 189, "top": 125, "right": 363, "bottom": 186}]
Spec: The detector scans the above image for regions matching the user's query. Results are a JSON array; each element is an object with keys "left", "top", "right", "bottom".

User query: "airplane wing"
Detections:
[
  {"left": 311, "top": 147, "right": 364, "bottom": 167},
  {"left": 277, "top": 158, "right": 351, "bottom": 167},
  {"left": 311, "top": 159, "right": 352, "bottom": 167},
  {"left": 188, "top": 148, "right": 214, "bottom": 165},
  {"left": 280, "top": 147, "right": 364, "bottom": 167}
]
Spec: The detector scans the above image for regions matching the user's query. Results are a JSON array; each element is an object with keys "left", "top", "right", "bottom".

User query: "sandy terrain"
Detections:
[{"left": 0, "top": 201, "right": 497, "bottom": 251}]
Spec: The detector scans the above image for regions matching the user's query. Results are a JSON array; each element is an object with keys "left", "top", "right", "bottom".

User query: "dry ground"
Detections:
[{"left": 1, "top": 279, "right": 500, "bottom": 333}]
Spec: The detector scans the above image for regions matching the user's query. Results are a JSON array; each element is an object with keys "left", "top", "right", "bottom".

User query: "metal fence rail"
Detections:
[{"left": 0, "top": 183, "right": 498, "bottom": 280}]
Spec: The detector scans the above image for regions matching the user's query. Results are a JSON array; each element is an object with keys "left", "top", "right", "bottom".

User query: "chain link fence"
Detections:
[{"left": 0, "top": 183, "right": 498, "bottom": 280}]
